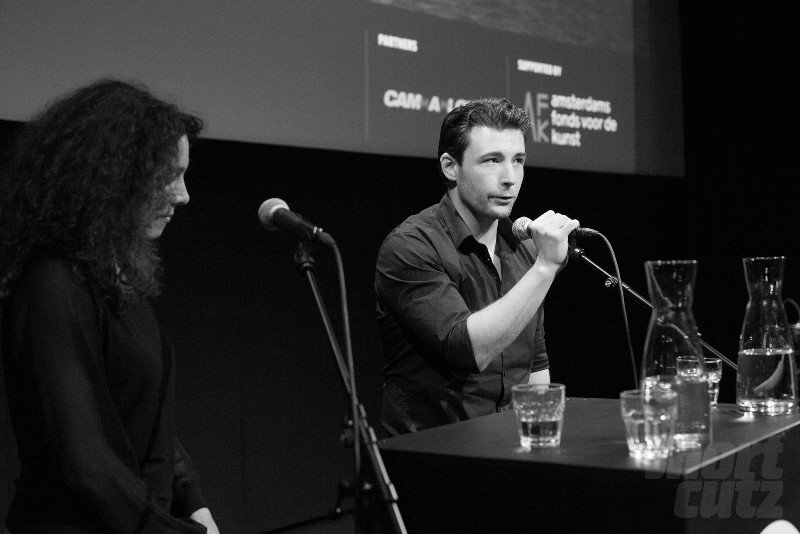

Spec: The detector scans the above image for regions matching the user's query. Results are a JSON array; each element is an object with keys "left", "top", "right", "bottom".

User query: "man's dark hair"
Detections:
[
  {"left": 0, "top": 79, "right": 203, "bottom": 306},
  {"left": 437, "top": 97, "right": 531, "bottom": 186}
]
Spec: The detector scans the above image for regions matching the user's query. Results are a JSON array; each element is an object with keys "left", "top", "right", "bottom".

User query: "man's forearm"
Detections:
[{"left": 467, "top": 260, "right": 559, "bottom": 371}]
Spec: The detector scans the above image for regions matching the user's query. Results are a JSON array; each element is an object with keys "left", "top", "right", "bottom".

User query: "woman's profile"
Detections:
[{"left": 0, "top": 79, "right": 219, "bottom": 533}]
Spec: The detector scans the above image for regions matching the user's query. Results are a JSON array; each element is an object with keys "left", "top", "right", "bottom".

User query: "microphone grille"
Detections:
[
  {"left": 512, "top": 217, "right": 532, "bottom": 241},
  {"left": 258, "top": 198, "right": 290, "bottom": 231}
]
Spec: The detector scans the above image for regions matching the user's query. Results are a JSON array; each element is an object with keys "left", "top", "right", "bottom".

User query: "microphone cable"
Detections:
[
  {"left": 590, "top": 232, "right": 639, "bottom": 389},
  {"left": 331, "top": 243, "right": 360, "bottom": 484}
]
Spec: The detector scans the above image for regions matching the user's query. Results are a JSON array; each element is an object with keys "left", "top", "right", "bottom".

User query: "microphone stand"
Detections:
[
  {"left": 293, "top": 240, "right": 407, "bottom": 534},
  {"left": 570, "top": 245, "right": 739, "bottom": 372}
]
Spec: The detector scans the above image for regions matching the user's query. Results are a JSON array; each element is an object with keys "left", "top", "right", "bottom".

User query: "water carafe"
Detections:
[
  {"left": 737, "top": 256, "right": 797, "bottom": 414},
  {"left": 642, "top": 260, "right": 710, "bottom": 451}
]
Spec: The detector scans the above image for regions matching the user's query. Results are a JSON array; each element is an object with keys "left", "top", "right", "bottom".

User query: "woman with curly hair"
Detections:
[{"left": 0, "top": 79, "right": 219, "bottom": 533}]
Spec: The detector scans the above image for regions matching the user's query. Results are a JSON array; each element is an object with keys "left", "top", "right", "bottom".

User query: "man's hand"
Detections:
[
  {"left": 190, "top": 507, "right": 220, "bottom": 534},
  {"left": 528, "top": 210, "right": 579, "bottom": 268}
]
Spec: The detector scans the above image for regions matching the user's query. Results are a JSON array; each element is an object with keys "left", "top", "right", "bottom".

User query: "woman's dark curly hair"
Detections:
[{"left": 0, "top": 79, "right": 203, "bottom": 307}]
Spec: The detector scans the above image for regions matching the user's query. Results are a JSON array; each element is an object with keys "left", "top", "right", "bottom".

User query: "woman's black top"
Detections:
[{"left": 2, "top": 257, "right": 207, "bottom": 533}]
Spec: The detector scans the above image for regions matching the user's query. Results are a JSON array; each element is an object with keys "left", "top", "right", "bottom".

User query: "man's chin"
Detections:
[{"left": 490, "top": 205, "right": 514, "bottom": 219}]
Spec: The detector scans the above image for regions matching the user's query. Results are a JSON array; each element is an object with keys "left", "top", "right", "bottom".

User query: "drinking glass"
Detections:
[
  {"left": 512, "top": 383, "right": 565, "bottom": 448},
  {"left": 620, "top": 387, "right": 678, "bottom": 460}
]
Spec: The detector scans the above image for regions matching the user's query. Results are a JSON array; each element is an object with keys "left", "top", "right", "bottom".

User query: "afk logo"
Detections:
[{"left": 523, "top": 91, "right": 549, "bottom": 144}]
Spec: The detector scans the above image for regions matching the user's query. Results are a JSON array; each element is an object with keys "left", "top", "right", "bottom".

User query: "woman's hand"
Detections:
[{"left": 190, "top": 507, "right": 220, "bottom": 534}]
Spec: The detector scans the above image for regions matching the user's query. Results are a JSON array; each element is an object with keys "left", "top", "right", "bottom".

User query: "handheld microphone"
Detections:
[
  {"left": 258, "top": 198, "right": 336, "bottom": 247},
  {"left": 511, "top": 216, "right": 598, "bottom": 241}
]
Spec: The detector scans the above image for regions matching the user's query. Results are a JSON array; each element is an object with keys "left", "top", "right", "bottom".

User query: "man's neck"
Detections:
[{"left": 448, "top": 189, "right": 499, "bottom": 251}]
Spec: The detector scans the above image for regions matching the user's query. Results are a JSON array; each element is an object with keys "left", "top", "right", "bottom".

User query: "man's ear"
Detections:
[{"left": 440, "top": 152, "right": 458, "bottom": 183}]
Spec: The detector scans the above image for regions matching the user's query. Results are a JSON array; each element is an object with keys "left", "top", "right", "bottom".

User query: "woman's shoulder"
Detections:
[
  {"left": 2, "top": 256, "right": 101, "bottom": 338},
  {"left": 24, "top": 255, "right": 81, "bottom": 282},
  {"left": 15, "top": 255, "right": 92, "bottom": 302}
]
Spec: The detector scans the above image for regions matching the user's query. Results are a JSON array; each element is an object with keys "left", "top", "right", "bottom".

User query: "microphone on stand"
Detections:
[
  {"left": 511, "top": 216, "right": 598, "bottom": 257},
  {"left": 511, "top": 216, "right": 598, "bottom": 240},
  {"left": 258, "top": 198, "right": 336, "bottom": 247}
]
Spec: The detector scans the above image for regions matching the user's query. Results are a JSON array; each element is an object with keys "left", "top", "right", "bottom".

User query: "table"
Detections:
[{"left": 378, "top": 398, "right": 800, "bottom": 533}]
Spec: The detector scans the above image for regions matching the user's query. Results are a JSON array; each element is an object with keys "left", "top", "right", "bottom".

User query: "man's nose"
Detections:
[{"left": 499, "top": 161, "right": 516, "bottom": 184}]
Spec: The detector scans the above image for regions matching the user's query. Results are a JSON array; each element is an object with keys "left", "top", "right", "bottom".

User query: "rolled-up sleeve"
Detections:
[{"left": 376, "top": 230, "right": 478, "bottom": 373}]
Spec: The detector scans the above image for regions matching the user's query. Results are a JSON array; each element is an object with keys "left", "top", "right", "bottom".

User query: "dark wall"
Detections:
[{"left": 2, "top": 2, "right": 799, "bottom": 532}]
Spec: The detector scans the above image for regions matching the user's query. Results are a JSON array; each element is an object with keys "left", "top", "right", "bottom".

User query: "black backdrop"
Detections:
[{"left": 1, "top": 2, "right": 799, "bottom": 532}]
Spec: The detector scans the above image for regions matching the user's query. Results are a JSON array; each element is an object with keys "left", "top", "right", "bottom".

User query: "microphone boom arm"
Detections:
[{"left": 570, "top": 246, "right": 738, "bottom": 372}]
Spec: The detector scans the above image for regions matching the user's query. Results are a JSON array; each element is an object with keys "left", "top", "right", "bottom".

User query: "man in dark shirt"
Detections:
[{"left": 375, "top": 97, "right": 579, "bottom": 435}]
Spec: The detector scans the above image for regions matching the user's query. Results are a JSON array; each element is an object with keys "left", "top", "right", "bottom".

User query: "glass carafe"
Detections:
[
  {"left": 642, "top": 260, "right": 710, "bottom": 451},
  {"left": 737, "top": 256, "right": 797, "bottom": 414}
]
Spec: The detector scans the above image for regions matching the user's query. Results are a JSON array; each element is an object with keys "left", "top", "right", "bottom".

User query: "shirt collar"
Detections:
[{"left": 437, "top": 193, "right": 521, "bottom": 253}]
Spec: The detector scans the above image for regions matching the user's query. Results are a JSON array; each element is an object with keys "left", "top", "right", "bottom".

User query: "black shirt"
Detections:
[
  {"left": 375, "top": 194, "right": 548, "bottom": 435},
  {"left": 1, "top": 257, "right": 206, "bottom": 532}
]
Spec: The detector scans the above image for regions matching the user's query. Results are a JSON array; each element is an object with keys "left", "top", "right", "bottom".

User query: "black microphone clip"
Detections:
[{"left": 568, "top": 227, "right": 598, "bottom": 259}]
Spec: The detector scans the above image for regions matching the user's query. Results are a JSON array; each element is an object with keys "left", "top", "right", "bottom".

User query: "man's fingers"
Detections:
[
  {"left": 531, "top": 211, "right": 579, "bottom": 237},
  {"left": 562, "top": 217, "right": 580, "bottom": 235},
  {"left": 532, "top": 210, "right": 555, "bottom": 225}
]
